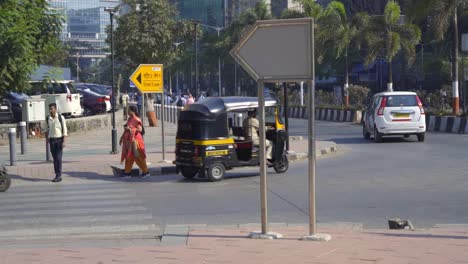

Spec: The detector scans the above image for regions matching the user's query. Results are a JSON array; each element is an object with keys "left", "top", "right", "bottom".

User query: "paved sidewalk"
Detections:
[
  {"left": 2, "top": 224, "right": 468, "bottom": 264},
  {"left": 1, "top": 121, "right": 337, "bottom": 186}
]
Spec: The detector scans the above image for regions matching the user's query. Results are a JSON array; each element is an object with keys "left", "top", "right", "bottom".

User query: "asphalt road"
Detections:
[
  {"left": 2, "top": 119, "right": 468, "bottom": 245},
  {"left": 128, "top": 119, "right": 468, "bottom": 229}
]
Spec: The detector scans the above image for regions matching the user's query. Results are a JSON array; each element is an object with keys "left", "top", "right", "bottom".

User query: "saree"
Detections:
[{"left": 121, "top": 115, "right": 147, "bottom": 163}]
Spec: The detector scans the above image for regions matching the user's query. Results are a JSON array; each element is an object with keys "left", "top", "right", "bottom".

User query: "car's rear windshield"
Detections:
[{"left": 385, "top": 95, "right": 417, "bottom": 107}]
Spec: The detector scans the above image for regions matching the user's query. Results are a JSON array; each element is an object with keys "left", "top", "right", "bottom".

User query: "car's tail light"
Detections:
[
  {"left": 105, "top": 96, "right": 110, "bottom": 101},
  {"left": 98, "top": 96, "right": 109, "bottom": 103},
  {"left": 377, "top": 97, "right": 387, "bottom": 116},
  {"left": 416, "top": 96, "right": 425, "bottom": 115},
  {"left": 67, "top": 93, "right": 72, "bottom": 102},
  {"left": 193, "top": 146, "right": 199, "bottom": 157}
]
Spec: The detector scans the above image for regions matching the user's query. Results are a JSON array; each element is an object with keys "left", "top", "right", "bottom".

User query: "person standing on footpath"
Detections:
[
  {"left": 46, "top": 103, "right": 68, "bottom": 183},
  {"left": 119, "top": 105, "right": 150, "bottom": 179}
]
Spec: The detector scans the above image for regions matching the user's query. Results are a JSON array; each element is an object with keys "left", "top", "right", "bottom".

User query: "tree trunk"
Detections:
[
  {"left": 452, "top": 7, "right": 460, "bottom": 115},
  {"left": 387, "top": 60, "right": 393, "bottom": 92},
  {"left": 344, "top": 48, "right": 349, "bottom": 107}
]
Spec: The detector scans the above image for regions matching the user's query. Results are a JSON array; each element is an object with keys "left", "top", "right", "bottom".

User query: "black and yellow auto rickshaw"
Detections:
[{"left": 174, "top": 96, "right": 289, "bottom": 182}]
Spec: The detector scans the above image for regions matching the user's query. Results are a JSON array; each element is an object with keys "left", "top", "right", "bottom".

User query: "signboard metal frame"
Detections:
[
  {"left": 230, "top": 18, "right": 314, "bottom": 83},
  {"left": 231, "top": 17, "right": 327, "bottom": 240}
]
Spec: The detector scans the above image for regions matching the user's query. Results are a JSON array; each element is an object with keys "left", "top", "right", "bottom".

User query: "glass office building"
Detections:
[
  {"left": 48, "top": 0, "right": 119, "bottom": 62},
  {"left": 176, "top": 0, "right": 225, "bottom": 27}
]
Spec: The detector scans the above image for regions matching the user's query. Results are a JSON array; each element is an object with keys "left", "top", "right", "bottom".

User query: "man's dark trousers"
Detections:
[{"left": 49, "top": 137, "right": 63, "bottom": 177}]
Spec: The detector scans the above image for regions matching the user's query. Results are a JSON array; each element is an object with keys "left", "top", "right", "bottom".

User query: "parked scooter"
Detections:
[{"left": 0, "top": 165, "right": 11, "bottom": 192}]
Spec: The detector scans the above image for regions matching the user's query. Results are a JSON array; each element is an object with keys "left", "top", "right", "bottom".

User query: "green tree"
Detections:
[
  {"left": 363, "top": 1, "right": 421, "bottom": 92},
  {"left": 112, "top": 0, "right": 193, "bottom": 68},
  {"left": 0, "top": 0, "right": 63, "bottom": 94},
  {"left": 431, "top": 0, "right": 467, "bottom": 114},
  {"left": 318, "top": 1, "right": 368, "bottom": 106}
]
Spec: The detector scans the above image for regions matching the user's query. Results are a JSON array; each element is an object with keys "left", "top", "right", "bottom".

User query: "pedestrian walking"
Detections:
[
  {"left": 187, "top": 93, "right": 195, "bottom": 105},
  {"left": 46, "top": 103, "right": 68, "bottom": 183},
  {"left": 119, "top": 105, "right": 150, "bottom": 179},
  {"left": 121, "top": 90, "right": 129, "bottom": 120}
]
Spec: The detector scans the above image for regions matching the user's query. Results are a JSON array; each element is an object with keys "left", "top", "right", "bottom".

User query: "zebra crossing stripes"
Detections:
[{"left": 0, "top": 183, "right": 160, "bottom": 242}]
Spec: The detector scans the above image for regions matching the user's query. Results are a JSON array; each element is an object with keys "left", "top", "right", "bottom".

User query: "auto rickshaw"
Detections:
[{"left": 174, "top": 96, "right": 289, "bottom": 182}]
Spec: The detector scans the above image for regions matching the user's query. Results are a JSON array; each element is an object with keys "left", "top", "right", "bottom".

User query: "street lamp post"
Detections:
[
  {"left": 105, "top": 6, "right": 118, "bottom": 154},
  {"left": 173, "top": 41, "right": 184, "bottom": 95},
  {"left": 75, "top": 52, "right": 80, "bottom": 82},
  {"left": 197, "top": 23, "right": 224, "bottom": 96}
]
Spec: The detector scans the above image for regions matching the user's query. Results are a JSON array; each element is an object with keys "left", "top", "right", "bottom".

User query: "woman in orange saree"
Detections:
[{"left": 119, "top": 105, "right": 150, "bottom": 178}]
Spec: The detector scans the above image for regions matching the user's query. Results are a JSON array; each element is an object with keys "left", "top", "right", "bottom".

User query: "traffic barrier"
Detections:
[
  {"left": 425, "top": 115, "right": 468, "bottom": 134},
  {"left": 154, "top": 104, "right": 183, "bottom": 124}
]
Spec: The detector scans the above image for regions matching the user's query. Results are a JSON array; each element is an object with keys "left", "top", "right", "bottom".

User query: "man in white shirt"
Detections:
[
  {"left": 46, "top": 103, "right": 68, "bottom": 182},
  {"left": 242, "top": 110, "right": 273, "bottom": 162}
]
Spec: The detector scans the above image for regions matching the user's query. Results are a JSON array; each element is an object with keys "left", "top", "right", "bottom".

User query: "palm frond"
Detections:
[
  {"left": 431, "top": 0, "right": 453, "bottom": 40},
  {"left": 384, "top": 0, "right": 401, "bottom": 27}
]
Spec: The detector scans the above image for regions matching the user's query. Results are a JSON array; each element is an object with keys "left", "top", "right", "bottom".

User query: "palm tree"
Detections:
[
  {"left": 431, "top": 0, "right": 467, "bottom": 114},
  {"left": 363, "top": 1, "right": 421, "bottom": 92},
  {"left": 317, "top": 1, "right": 367, "bottom": 106},
  {"left": 297, "top": 0, "right": 324, "bottom": 18}
]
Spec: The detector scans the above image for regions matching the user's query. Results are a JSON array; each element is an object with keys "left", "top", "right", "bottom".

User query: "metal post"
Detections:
[
  {"left": 257, "top": 79, "right": 268, "bottom": 234},
  {"left": 142, "top": 93, "right": 146, "bottom": 127},
  {"left": 107, "top": 9, "right": 118, "bottom": 155},
  {"left": 9, "top": 128, "right": 16, "bottom": 166},
  {"left": 19, "top": 121, "right": 27, "bottom": 154},
  {"left": 283, "top": 83, "right": 289, "bottom": 151},
  {"left": 195, "top": 22, "right": 199, "bottom": 97},
  {"left": 161, "top": 92, "right": 166, "bottom": 161},
  {"left": 308, "top": 18, "right": 317, "bottom": 236},
  {"left": 176, "top": 71, "right": 180, "bottom": 96},
  {"left": 218, "top": 29, "right": 222, "bottom": 97},
  {"left": 300, "top": 81, "right": 304, "bottom": 106}
]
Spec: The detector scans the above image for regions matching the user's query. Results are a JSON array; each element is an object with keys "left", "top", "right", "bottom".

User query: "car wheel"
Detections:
[
  {"left": 207, "top": 163, "right": 225, "bottom": 182},
  {"left": 417, "top": 133, "right": 425, "bottom": 142},
  {"left": 181, "top": 167, "right": 197, "bottom": 179},
  {"left": 374, "top": 126, "right": 383, "bottom": 143},
  {"left": 363, "top": 123, "right": 370, "bottom": 139},
  {"left": 273, "top": 154, "right": 289, "bottom": 173}
]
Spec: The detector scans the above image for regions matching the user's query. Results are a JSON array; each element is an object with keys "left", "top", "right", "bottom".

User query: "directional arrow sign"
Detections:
[
  {"left": 129, "top": 64, "right": 164, "bottom": 93},
  {"left": 230, "top": 18, "right": 313, "bottom": 82}
]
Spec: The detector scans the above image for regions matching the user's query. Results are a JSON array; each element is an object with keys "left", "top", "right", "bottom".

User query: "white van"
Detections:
[{"left": 29, "top": 81, "right": 83, "bottom": 118}]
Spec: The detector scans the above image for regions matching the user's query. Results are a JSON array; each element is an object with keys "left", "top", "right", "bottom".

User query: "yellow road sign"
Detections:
[{"left": 129, "top": 64, "right": 164, "bottom": 93}]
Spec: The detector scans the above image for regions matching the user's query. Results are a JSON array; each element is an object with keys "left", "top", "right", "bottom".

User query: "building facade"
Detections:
[{"left": 48, "top": 0, "right": 119, "bottom": 64}]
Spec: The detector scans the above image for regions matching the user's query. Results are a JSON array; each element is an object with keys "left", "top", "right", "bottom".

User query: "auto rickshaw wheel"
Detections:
[
  {"left": 207, "top": 163, "right": 225, "bottom": 182},
  {"left": 0, "top": 167, "right": 11, "bottom": 192},
  {"left": 273, "top": 154, "right": 289, "bottom": 173},
  {"left": 181, "top": 167, "right": 197, "bottom": 179}
]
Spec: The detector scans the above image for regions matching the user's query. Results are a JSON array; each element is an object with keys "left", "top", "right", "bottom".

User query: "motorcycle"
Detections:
[{"left": 0, "top": 165, "right": 11, "bottom": 192}]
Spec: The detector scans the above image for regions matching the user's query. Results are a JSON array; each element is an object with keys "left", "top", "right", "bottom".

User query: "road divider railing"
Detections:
[
  {"left": 280, "top": 107, "right": 362, "bottom": 123},
  {"left": 426, "top": 115, "right": 468, "bottom": 134},
  {"left": 154, "top": 104, "right": 363, "bottom": 125},
  {"left": 155, "top": 104, "right": 183, "bottom": 124}
]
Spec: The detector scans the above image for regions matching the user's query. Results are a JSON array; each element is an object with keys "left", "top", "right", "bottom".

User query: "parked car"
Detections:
[
  {"left": 362, "top": 91, "right": 426, "bottom": 143},
  {"left": 76, "top": 83, "right": 114, "bottom": 110},
  {"left": 28, "top": 81, "right": 82, "bottom": 118},
  {"left": 0, "top": 98, "right": 14, "bottom": 123},
  {"left": 3, "top": 92, "right": 31, "bottom": 122},
  {"left": 77, "top": 88, "right": 111, "bottom": 115}
]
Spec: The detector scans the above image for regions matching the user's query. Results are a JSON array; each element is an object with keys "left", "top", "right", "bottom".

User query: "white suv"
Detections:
[
  {"left": 363, "top": 91, "right": 426, "bottom": 142},
  {"left": 29, "top": 80, "right": 82, "bottom": 118}
]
